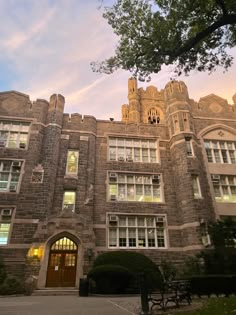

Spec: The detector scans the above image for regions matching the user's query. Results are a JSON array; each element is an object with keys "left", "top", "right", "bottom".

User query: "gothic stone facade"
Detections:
[{"left": 0, "top": 79, "right": 236, "bottom": 288}]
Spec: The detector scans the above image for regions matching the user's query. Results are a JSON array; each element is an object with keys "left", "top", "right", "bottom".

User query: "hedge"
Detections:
[{"left": 190, "top": 275, "right": 236, "bottom": 297}]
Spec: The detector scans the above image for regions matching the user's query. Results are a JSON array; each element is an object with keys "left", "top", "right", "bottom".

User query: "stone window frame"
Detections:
[
  {"left": 107, "top": 213, "right": 167, "bottom": 249},
  {"left": 204, "top": 140, "right": 236, "bottom": 164},
  {"left": 108, "top": 137, "right": 159, "bottom": 163},
  {"left": 212, "top": 175, "right": 236, "bottom": 203},
  {"left": 108, "top": 171, "right": 163, "bottom": 203},
  {"left": 0, "top": 120, "right": 30, "bottom": 149},
  {"left": 0, "top": 160, "right": 24, "bottom": 193},
  {"left": 66, "top": 150, "right": 79, "bottom": 176},
  {"left": 192, "top": 175, "right": 202, "bottom": 199},
  {"left": 62, "top": 191, "right": 76, "bottom": 212}
]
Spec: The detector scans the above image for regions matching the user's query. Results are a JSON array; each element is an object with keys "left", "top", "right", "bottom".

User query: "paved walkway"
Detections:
[{"left": 0, "top": 296, "right": 141, "bottom": 315}]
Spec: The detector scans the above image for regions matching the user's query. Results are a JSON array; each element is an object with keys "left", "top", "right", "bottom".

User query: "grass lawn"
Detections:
[{"left": 170, "top": 297, "right": 236, "bottom": 315}]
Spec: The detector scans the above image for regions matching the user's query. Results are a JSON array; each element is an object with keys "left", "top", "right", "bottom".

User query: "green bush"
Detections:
[
  {"left": 88, "top": 264, "right": 133, "bottom": 294},
  {"left": 93, "top": 251, "right": 162, "bottom": 291},
  {"left": 0, "top": 276, "right": 24, "bottom": 295},
  {"left": 190, "top": 275, "right": 236, "bottom": 297},
  {"left": 201, "top": 248, "right": 236, "bottom": 274},
  {"left": 0, "top": 257, "right": 6, "bottom": 284}
]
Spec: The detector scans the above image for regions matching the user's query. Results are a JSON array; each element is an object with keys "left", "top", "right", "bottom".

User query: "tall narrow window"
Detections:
[
  {"left": 192, "top": 175, "right": 202, "bottom": 198},
  {"left": 186, "top": 139, "right": 193, "bottom": 156},
  {"left": 63, "top": 191, "right": 76, "bottom": 212},
  {"left": 0, "top": 223, "right": 10, "bottom": 245},
  {"left": 66, "top": 151, "right": 79, "bottom": 175}
]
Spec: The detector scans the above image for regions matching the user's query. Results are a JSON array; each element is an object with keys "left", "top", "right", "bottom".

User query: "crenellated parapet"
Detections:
[{"left": 164, "top": 80, "right": 189, "bottom": 105}]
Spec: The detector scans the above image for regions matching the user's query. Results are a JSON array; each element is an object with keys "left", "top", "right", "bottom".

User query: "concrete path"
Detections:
[{"left": 0, "top": 296, "right": 141, "bottom": 315}]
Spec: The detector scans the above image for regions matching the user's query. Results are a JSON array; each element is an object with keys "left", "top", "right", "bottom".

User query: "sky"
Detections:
[{"left": 0, "top": 0, "right": 236, "bottom": 121}]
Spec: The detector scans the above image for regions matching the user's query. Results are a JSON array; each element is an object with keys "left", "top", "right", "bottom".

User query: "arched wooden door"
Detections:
[{"left": 46, "top": 237, "right": 78, "bottom": 287}]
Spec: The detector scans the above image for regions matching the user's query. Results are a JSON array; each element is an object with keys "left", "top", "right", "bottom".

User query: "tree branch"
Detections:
[
  {"left": 171, "top": 14, "right": 236, "bottom": 59},
  {"left": 215, "top": 0, "right": 228, "bottom": 16}
]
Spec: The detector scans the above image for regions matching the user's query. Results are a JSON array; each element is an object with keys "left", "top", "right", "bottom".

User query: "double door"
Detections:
[{"left": 46, "top": 251, "right": 77, "bottom": 287}]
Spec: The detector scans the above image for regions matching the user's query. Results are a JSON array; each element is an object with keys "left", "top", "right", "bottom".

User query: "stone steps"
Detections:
[{"left": 33, "top": 288, "right": 78, "bottom": 296}]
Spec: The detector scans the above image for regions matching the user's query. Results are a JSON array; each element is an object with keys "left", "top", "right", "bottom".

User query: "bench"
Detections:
[{"left": 148, "top": 280, "right": 191, "bottom": 311}]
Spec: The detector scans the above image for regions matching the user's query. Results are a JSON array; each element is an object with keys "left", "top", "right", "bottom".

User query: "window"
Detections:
[
  {"left": 192, "top": 175, "right": 202, "bottom": 198},
  {"left": 66, "top": 151, "right": 79, "bottom": 175},
  {"left": 204, "top": 140, "right": 236, "bottom": 164},
  {"left": 212, "top": 175, "right": 236, "bottom": 203},
  {"left": 0, "top": 120, "right": 30, "bottom": 149},
  {"left": 0, "top": 223, "right": 10, "bottom": 245},
  {"left": 108, "top": 173, "right": 162, "bottom": 202},
  {"left": 108, "top": 138, "right": 158, "bottom": 163},
  {"left": 108, "top": 215, "right": 167, "bottom": 249},
  {"left": 62, "top": 191, "right": 76, "bottom": 211},
  {"left": 0, "top": 160, "right": 23, "bottom": 192},
  {"left": 147, "top": 108, "right": 160, "bottom": 124},
  {"left": 186, "top": 139, "right": 193, "bottom": 156}
]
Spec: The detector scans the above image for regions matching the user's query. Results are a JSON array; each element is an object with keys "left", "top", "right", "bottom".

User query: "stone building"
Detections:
[{"left": 0, "top": 78, "right": 236, "bottom": 289}]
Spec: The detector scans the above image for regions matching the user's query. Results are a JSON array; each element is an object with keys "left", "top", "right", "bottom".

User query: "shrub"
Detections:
[
  {"left": 0, "top": 276, "right": 24, "bottom": 295},
  {"left": 93, "top": 251, "right": 162, "bottom": 291},
  {"left": 179, "top": 255, "right": 204, "bottom": 278},
  {"left": 88, "top": 264, "right": 133, "bottom": 294},
  {"left": 190, "top": 275, "right": 236, "bottom": 297},
  {"left": 0, "top": 257, "right": 6, "bottom": 284},
  {"left": 159, "top": 260, "right": 177, "bottom": 282},
  {"left": 201, "top": 248, "right": 236, "bottom": 274}
]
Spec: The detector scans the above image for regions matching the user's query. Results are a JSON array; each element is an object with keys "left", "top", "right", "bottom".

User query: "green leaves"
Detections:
[{"left": 92, "top": 0, "right": 236, "bottom": 80}]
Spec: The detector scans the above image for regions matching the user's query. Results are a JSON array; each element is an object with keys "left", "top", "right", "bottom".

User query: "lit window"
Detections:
[
  {"left": 0, "top": 160, "right": 23, "bottom": 192},
  {"left": 212, "top": 175, "right": 236, "bottom": 203},
  {"left": 108, "top": 173, "right": 162, "bottom": 202},
  {"left": 0, "top": 121, "right": 30, "bottom": 149},
  {"left": 108, "top": 215, "right": 167, "bottom": 249},
  {"left": 108, "top": 137, "right": 158, "bottom": 163},
  {"left": 192, "top": 175, "right": 202, "bottom": 198},
  {"left": 204, "top": 140, "right": 236, "bottom": 164},
  {"left": 186, "top": 139, "right": 194, "bottom": 156},
  {"left": 62, "top": 191, "right": 76, "bottom": 211},
  {"left": 0, "top": 223, "right": 10, "bottom": 245},
  {"left": 66, "top": 151, "right": 79, "bottom": 175}
]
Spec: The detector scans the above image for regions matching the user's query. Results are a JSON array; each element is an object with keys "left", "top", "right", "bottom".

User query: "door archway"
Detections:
[{"left": 46, "top": 236, "right": 78, "bottom": 287}]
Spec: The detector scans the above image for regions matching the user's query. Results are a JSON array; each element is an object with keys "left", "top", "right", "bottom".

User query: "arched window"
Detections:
[
  {"left": 51, "top": 237, "right": 77, "bottom": 251},
  {"left": 147, "top": 108, "right": 160, "bottom": 124}
]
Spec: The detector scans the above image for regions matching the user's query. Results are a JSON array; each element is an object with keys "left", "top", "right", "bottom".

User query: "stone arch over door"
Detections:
[{"left": 37, "top": 231, "right": 83, "bottom": 289}]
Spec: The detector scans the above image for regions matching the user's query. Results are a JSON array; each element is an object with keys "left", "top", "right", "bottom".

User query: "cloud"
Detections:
[{"left": 0, "top": 0, "right": 235, "bottom": 121}]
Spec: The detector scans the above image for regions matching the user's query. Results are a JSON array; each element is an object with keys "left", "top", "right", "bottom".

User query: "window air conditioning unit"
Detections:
[
  {"left": 19, "top": 143, "right": 26, "bottom": 149},
  {"left": 211, "top": 174, "right": 220, "bottom": 182},
  {"left": 1, "top": 209, "right": 12, "bottom": 217},
  {"left": 109, "top": 214, "right": 118, "bottom": 222},
  {"left": 152, "top": 175, "right": 160, "bottom": 184},
  {"left": 109, "top": 173, "right": 117, "bottom": 181},
  {"left": 9, "top": 185, "right": 17, "bottom": 192},
  {"left": 118, "top": 156, "right": 125, "bottom": 161},
  {"left": 110, "top": 195, "right": 117, "bottom": 201},
  {"left": 12, "top": 161, "right": 21, "bottom": 168},
  {"left": 0, "top": 141, "right": 6, "bottom": 147},
  {"left": 202, "top": 234, "right": 211, "bottom": 247},
  {"left": 127, "top": 156, "right": 133, "bottom": 162}
]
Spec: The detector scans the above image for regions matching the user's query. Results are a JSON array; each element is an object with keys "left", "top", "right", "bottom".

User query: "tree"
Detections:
[
  {"left": 208, "top": 217, "right": 236, "bottom": 248},
  {"left": 91, "top": 0, "right": 236, "bottom": 80}
]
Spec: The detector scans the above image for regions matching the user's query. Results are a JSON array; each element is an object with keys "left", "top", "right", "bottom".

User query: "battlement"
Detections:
[
  {"left": 164, "top": 80, "right": 189, "bottom": 103},
  {"left": 139, "top": 86, "right": 164, "bottom": 101},
  {"left": 62, "top": 113, "right": 97, "bottom": 132}
]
